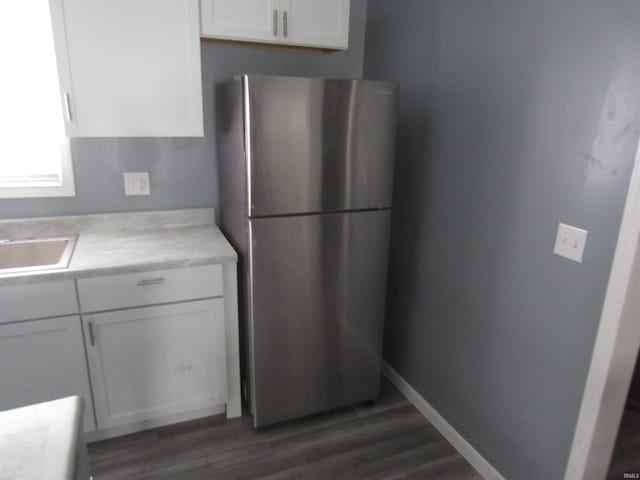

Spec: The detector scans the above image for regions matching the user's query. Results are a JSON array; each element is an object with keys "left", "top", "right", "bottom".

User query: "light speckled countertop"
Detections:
[
  {"left": 0, "top": 396, "right": 86, "bottom": 480},
  {"left": 0, "top": 208, "right": 237, "bottom": 286}
]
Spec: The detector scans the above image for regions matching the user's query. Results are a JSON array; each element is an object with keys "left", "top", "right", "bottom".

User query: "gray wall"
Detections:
[
  {"left": 365, "top": 1, "right": 640, "bottom": 479},
  {"left": 0, "top": 0, "right": 367, "bottom": 219}
]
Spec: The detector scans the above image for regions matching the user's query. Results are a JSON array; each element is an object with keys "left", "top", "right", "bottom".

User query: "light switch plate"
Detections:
[
  {"left": 554, "top": 223, "right": 588, "bottom": 263},
  {"left": 124, "top": 172, "right": 150, "bottom": 196}
]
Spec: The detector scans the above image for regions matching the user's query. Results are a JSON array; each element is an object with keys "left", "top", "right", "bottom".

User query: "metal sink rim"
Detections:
[{"left": 0, "top": 235, "right": 78, "bottom": 275}]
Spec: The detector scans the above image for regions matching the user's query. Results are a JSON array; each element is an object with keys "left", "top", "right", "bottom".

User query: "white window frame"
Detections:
[
  {"left": 0, "top": 1, "right": 76, "bottom": 200},
  {"left": 0, "top": 139, "right": 75, "bottom": 199}
]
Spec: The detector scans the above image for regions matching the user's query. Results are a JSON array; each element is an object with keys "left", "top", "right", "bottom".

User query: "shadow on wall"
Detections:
[{"left": 363, "top": 0, "right": 436, "bottom": 368}]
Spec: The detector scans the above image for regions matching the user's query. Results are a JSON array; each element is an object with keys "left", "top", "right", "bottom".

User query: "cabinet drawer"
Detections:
[
  {"left": 77, "top": 265, "right": 223, "bottom": 312},
  {"left": 0, "top": 281, "right": 78, "bottom": 324}
]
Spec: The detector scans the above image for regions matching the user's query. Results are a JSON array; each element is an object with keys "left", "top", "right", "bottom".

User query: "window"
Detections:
[{"left": 0, "top": 1, "right": 75, "bottom": 199}]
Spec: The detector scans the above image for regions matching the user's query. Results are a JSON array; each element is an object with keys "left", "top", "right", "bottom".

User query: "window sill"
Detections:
[
  {"left": 0, "top": 182, "right": 76, "bottom": 199},
  {"left": 0, "top": 139, "right": 76, "bottom": 199}
]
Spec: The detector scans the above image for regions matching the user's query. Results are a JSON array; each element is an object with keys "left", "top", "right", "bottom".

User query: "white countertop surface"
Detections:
[
  {"left": 0, "top": 208, "right": 237, "bottom": 286},
  {"left": 0, "top": 396, "right": 83, "bottom": 480}
]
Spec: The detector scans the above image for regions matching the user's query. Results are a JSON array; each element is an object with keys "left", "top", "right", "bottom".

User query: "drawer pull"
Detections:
[{"left": 136, "top": 278, "right": 166, "bottom": 287}]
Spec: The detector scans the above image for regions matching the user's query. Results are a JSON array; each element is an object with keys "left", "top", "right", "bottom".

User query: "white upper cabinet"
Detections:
[
  {"left": 279, "top": 0, "right": 349, "bottom": 49},
  {"left": 49, "top": 0, "right": 204, "bottom": 137},
  {"left": 200, "top": 0, "right": 350, "bottom": 50},
  {"left": 200, "top": 0, "right": 280, "bottom": 43}
]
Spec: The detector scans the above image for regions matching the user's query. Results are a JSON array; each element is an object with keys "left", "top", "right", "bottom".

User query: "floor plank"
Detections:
[{"left": 88, "top": 379, "right": 483, "bottom": 480}]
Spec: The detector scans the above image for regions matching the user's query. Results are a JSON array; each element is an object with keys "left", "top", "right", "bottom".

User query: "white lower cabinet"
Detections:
[
  {"left": 83, "top": 299, "right": 227, "bottom": 429},
  {"left": 0, "top": 316, "right": 96, "bottom": 432},
  {"left": 0, "top": 263, "right": 240, "bottom": 439}
]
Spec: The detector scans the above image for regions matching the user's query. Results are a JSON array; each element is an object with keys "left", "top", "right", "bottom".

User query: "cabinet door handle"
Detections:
[
  {"left": 63, "top": 92, "right": 73, "bottom": 122},
  {"left": 136, "top": 277, "right": 166, "bottom": 286},
  {"left": 283, "top": 10, "right": 288, "bottom": 38},
  {"left": 88, "top": 321, "right": 96, "bottom": 346},
  {"left": 273, "top": 9, "right": 278, "bottom": 36}
]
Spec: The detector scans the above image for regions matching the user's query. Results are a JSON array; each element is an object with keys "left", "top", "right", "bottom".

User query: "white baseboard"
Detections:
[{"left": 382, "top": 362, "right": 505, "bottom": 480}]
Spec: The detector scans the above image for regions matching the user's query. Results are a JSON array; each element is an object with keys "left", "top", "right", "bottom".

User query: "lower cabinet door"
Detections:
[
  {"left": 84, "top": 299, "right": 227, "bottom": 429},
  {"left": 0, "top": 316, "right": 96, "bottom": 432}
]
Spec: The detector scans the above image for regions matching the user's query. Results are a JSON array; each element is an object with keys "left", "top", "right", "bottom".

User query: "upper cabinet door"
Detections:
[
  {"left": 201, "top": 0, "right": 281, "bottom": 43},
  {"left": 279, "top": 0, "right": 349, "bottom": 49},
  {"left": 49, "top": 0, "right": 203, "bottom": 137},
  {"left": 199, "top": 0, "right": 349, "bottom": 50}
]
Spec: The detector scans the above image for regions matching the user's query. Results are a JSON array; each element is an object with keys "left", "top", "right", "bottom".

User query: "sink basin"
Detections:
[{"left": 0, "top": 236, "right": 77, "bottom": 274}]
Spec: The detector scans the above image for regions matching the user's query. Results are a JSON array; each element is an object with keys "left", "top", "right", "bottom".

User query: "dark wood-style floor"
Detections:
[
  {"left": 607, "top": 406, "right": 640, "bottom": 479},
  {"left": 88, "top": 380, "right": 482, "bottom": 479}
]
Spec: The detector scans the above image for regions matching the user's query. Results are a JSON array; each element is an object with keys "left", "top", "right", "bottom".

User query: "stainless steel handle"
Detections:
[
  {"left": 273, "top": 9, "right": 278, "bottom": 36},
  {"left": 136, "top": 277, "right": 166, "bottom": 287},
  {"left": 63, "top": 92, "right": 72, "bottom": 122},
  {"left": 283, "top": 10, "right": 288, "bottom": 38},
  {"left": 88, "top": 321, "right": 95, "bottom": 346}
]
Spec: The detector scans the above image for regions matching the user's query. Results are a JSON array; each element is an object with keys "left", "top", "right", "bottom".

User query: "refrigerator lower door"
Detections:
[{"left": 248, "top": 210, "right": 391, "bottom": 427}]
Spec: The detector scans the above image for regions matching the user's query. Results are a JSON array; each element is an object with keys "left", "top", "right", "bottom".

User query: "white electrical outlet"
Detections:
[
  {"left": 554, "top": 223, "right": 588, "bottom": 263},
  {"left": 124, "top": 172, "right": 150, "bottom": 196}
]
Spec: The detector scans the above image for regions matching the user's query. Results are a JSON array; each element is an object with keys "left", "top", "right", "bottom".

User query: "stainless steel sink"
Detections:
[{"left": 0, "top": 236, "right": 77, "bottom": 274}]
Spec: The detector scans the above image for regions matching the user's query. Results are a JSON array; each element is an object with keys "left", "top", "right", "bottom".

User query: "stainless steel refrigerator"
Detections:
[{"left": 216, "top": 74, "right": 397, "bottom": 427}]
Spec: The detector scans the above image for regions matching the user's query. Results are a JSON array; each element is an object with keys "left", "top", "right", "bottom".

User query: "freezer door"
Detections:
[
  {"left": 247, "top": 210, "right": 391, "bottom": 427},
  {"left": 244, "top": 75, "right": 397, "bottom": 217}
]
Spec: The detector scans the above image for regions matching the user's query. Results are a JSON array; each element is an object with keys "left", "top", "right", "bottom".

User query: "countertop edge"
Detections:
[
  {"left": 0, "top": 221, "right": 238, "bottom": 287},
  {"left": 0, "top": 254, "right": 238, "bottom": 287}
]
